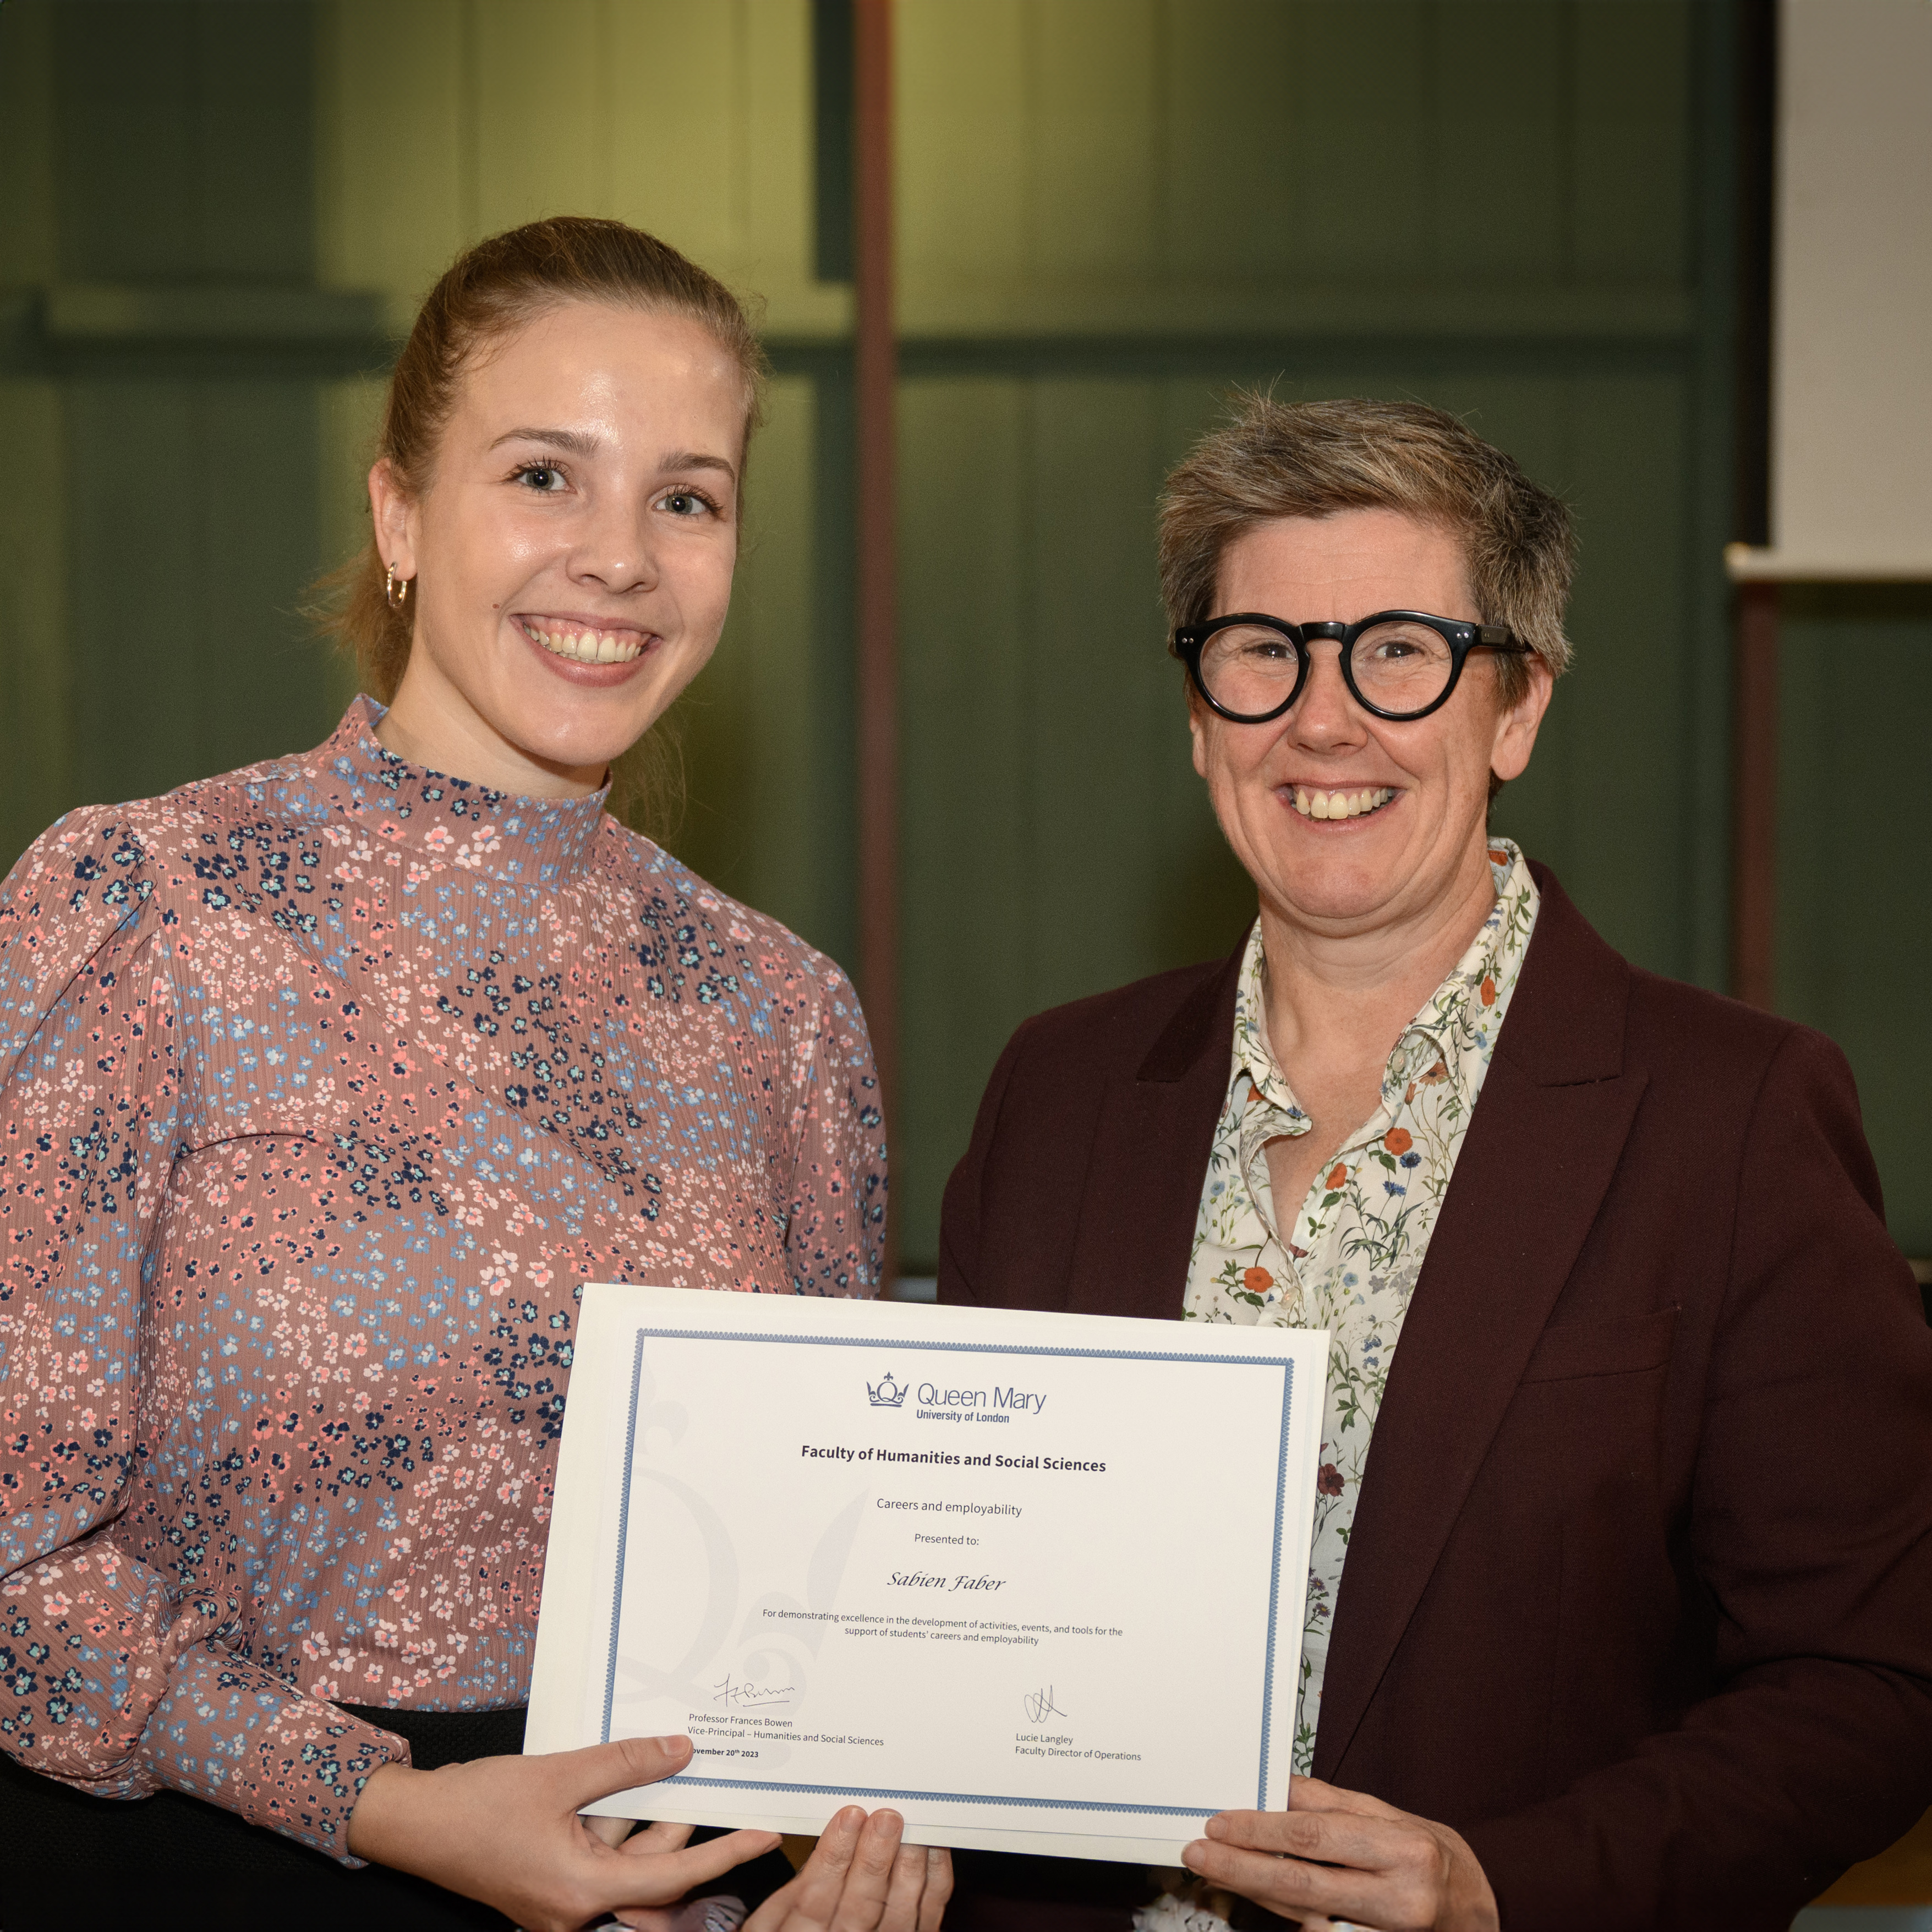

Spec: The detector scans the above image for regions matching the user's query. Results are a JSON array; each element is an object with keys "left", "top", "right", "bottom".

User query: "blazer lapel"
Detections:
[
  {"left": 1061, "top": 949, "right": 1241, "bottom": 1323},
  {"left": 1312, "top": 874, "right": 1648, "bottom": 1782}
]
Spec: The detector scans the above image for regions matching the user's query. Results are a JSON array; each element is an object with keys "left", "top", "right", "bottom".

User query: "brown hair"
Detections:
[
  {"left": 319, "top": 216, "right": 767, "bottom": 831},
  {"left": 1158, "top": 395, "right": 1576, "bottom": 711}
]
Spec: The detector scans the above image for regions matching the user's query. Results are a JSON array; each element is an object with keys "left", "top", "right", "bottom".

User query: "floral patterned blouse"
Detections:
[
  {"left": 0, "top": 698, "right": 884, "bottom": 1859},
  {"left": 1184, "top": 841, "right": 1538, "bottom": 1777}
]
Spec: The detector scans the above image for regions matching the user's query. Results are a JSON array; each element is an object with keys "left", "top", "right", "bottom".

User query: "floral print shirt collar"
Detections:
[
  {"left": 1184, "top": 839, "right": 1540, "bottom": 1776},
  {"left": 280, "top": 695, "right": 612, "bottom": 890}
]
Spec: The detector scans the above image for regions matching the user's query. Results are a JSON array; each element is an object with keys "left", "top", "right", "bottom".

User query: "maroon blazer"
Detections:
[{"left": 938, "top": 867, "right": 1932, "bottom": 1932}]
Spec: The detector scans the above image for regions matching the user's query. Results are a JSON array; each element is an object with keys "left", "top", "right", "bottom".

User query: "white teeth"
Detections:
[
  {"left": 1289, "top": 786, "right": 1395, "bottom": 822},
  {"left": 524, "top": 622, "right": 645, "bottom": 665}
]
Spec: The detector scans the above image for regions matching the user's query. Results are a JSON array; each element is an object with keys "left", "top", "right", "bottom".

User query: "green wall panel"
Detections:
[
  {"left": 898, "top": 376, "right": 1042, "bottom": 1230},
  {"left": 671, "top": 376, "right": 856, "bottom": 969},
  {"left": 316, "top": 0, "right": 844, "bottom": 340},
  {"left": 0, "top": 0, "right": 57, "bottom": 287},
  {"left": 1777, "top": 587, "right": 1932, "bottom": 1255},
  {"left": 63, "top": 380, "right": 337, "bottom": 809},
  {"left": 0, "top": 377, "right": 68, "bottom": 872},
  {"left": 1572, "top": 1, "right": 1694, "bottom": 281},
  {"left": 0, "top": 0, "right": 67, "bottom": 871},
  {"left": 896, "top": 0, "right": 1695, "bottom": 311},
  {"left": 4, "top": 0, "right": 1917, "bottom": 1269},
  {"left": 0, "top": 2, "right": 340, "bottom": 858},
  {"left": 53, "top": 0, "right": 314, "bottom": 282}
]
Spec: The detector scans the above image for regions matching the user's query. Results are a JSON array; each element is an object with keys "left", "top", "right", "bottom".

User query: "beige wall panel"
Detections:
[
  {"left": 1771, "top": 0, "right": 1932, "bottom": 570},
  {"left": 316, "top": 0, "right": 470, "bottom": 310}
]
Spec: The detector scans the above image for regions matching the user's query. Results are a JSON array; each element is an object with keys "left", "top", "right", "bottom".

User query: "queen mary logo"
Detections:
[{"left": 867, "top": 1369, "right": 908, "bottom": 1409}]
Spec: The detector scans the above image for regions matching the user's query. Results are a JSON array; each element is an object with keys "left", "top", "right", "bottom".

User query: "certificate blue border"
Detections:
[{"left": 599, "top": 1327, "right": 1299, "bottom": 1819}]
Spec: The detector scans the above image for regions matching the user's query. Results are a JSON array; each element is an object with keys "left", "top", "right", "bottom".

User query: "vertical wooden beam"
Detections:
[
  {"left": 1731, "top": 581, "right": 1780, "bottom": 1009},
  {"left": 853, "top": 0, "right": 899, "bottom": 1284},
  {"left": 1733, "top": 0, "right": 1777, "bottom": 551}
]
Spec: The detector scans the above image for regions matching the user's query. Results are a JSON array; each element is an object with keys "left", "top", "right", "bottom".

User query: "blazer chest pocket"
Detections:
[{"left": 1519, "top": 1306, "right": 1678, "bottom": 1384}]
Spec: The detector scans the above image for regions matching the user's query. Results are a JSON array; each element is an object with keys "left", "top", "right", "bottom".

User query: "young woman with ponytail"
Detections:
[{"left": 0, "top": 217, "right": 936, "bottom": 1932}]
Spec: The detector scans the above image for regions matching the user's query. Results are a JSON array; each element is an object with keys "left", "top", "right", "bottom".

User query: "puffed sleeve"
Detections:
[
  {"left": 778, "top": 960, "right": 887, "bottom": 1297},
  {"left": 0, "top": 809, "right": 405, "bottom": 1859}
]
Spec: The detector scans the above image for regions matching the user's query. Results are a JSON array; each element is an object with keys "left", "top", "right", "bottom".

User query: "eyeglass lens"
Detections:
[{"left": 1198, "top": 620, "right": 1457, "bottom": 718}]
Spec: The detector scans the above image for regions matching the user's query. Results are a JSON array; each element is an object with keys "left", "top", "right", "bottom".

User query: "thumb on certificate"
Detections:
[{"left": 554, "top": 1733, "right": 697, "bottom": 1811}]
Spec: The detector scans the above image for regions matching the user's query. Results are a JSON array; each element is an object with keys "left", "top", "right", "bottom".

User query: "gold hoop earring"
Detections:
[{"left": 385, "top": 562, "right": 411, "bottom": 611}]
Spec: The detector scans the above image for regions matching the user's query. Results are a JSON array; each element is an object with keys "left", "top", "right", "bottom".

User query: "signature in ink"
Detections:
[
  {"left": 711, "top": 1674, "right": 797, "bottom": 1708},
  {"left": 1022, "top": 1685, "right": 1068, "bottom": 1723}
]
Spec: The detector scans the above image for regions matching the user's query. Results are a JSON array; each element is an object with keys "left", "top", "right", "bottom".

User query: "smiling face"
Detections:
[
  {"left": 368, "top": 299, "right": 747, "bottom": 796},
  {"left": 1190, "top": 507, "right": 1552, "bottom": 939}
]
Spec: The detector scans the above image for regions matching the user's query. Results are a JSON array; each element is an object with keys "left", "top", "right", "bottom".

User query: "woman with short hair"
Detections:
[
  {"left": 0, "top": 217, "right": 943, "bottom": 1932},
  {"left": 940, "top": 397, "right": 1932, "bottom": 1932}
]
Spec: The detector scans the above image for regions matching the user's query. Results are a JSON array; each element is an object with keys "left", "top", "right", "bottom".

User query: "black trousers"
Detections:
[{"left": 0, "top": 1703, "right": 796, "bottom": 1932}]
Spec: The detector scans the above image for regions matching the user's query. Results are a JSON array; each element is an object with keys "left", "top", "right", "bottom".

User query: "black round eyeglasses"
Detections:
[{"left": 1173, "top": 610, "right": 1534, "bottom": 724}]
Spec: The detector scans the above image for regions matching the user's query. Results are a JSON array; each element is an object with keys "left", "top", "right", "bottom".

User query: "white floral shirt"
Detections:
[{"left": 1184, "top": 840, "right": 1539, "bottom": 1777}]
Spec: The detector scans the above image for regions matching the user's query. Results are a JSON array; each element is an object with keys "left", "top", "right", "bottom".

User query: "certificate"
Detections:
[{"left": 527, "top": 1285, "right": 1327, "bottom": 1863}]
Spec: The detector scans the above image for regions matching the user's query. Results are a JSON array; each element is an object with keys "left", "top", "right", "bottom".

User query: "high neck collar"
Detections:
[{"left": 288, "top": 696, "right": 611, "bottom": 888}]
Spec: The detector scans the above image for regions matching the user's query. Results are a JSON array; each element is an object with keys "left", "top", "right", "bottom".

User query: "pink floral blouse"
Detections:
[{"left": 0, "top": 699, "right": 885, "bottom": 1858}]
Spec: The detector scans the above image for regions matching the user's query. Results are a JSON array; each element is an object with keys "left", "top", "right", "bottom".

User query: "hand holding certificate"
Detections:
[
  {"left": 347, "top": 1731, "right": 949, "bottom": 1932},
  {"left": 528, "top": 1287, "right": 1329, "bottom": 1863}
]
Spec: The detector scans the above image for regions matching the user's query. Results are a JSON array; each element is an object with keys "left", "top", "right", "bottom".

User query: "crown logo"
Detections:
[{"left": 867, "top": 1369, "right": 908, "bottom": 1409}]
